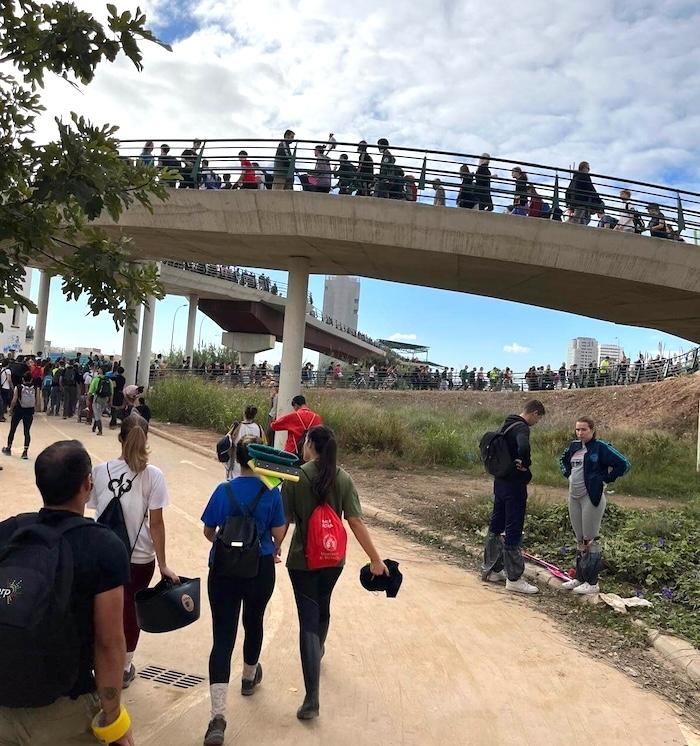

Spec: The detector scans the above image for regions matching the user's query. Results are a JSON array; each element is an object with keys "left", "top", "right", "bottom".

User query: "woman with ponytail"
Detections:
[
  {"left": 89, "top": 414, "right": 180, "bottom": 688},
  {"left": 282, "top": 424, "right": 388, "bottom": 722}
]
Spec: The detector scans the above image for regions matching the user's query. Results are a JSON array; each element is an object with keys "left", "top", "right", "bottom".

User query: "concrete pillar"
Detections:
[
  {"left": 185, "top": 295, "right": 198, "bottom": 368},
  {"left": 120, "top": 303, "right": 142, "bottom": 385},
  {"left": 137, "top": 296, "right": 157, "bottom": 389},
  {"left": 33, "top": 271, "right": 51, "bottom": 356},
  {"left": 275, "top": 257, "right": 310, "bottom": 449},
  {"left": 221, "top": 332, "right": 275, "bottom": 368}
]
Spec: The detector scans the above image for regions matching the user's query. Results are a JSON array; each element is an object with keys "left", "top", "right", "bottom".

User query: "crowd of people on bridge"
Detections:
[{"left": 128, "top": 136, "right": 690, "bottom": 241}]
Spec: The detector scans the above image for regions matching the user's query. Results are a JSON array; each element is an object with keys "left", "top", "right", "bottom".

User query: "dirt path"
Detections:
[{"left": 2, "top": 415, "right": 697, "bottom": 745}]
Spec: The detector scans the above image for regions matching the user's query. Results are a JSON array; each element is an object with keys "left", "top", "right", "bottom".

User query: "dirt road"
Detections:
[{"left": 1, "top": 416, "right": 697, "bottom": 746}]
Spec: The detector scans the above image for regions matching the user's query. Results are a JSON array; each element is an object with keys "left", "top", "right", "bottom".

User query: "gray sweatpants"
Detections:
[{"left": 568, "top": 492, "right": 606, "bottom": 542}]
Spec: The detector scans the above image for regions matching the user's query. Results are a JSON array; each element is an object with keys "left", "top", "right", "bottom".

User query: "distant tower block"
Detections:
[{"left": 319, "top": 276, "right": 360, "bottom": 370}]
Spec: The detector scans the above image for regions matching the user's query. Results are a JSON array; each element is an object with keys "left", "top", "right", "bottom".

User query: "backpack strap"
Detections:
[
  {"left": 500, "top": 421, "right": 522, "bottom": 435},
  {"left": 225, "top": 482, "right": 267, "bottom": 520}
]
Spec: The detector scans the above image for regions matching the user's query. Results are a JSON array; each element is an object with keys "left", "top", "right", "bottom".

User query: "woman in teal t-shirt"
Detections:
[{"left": 282, "top": 425, "right": 388, "bottom": 722}]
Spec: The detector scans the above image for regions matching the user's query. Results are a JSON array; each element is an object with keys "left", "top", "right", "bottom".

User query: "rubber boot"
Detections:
[
  {"left": 297, "top": 630, "right": 320, "bottom": 720},
  {"left": 503, "top": 544, "right": 525, "bottom": 581},
  {"left": 481, "top": 532, "right": 505, "bottom": 581},
  {"left": 319, "top": 619, "right": 329, "bottom": 660}
]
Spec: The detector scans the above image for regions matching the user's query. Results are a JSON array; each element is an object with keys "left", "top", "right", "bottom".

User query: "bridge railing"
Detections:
[
  {"left": 149, "top": 347, "right": 699, "bottom": 391},
  {"left": 120, "top": 138, "right": 700, "bottom": 239}
]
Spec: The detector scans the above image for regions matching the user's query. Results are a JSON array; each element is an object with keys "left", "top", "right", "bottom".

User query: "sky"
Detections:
[{"left": 23, "top": 0, "right": 700, "bottom": 370}]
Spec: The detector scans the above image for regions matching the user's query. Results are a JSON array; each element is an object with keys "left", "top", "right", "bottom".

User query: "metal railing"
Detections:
[
  {"left": 162, "top": 260, "right": 382, "bottom": 349},
  {"left": 120, "top": 138, "right": 700, "bottom": 238},
  {"left": 149, "top": 347, "right": 699, "bottom": 391}
]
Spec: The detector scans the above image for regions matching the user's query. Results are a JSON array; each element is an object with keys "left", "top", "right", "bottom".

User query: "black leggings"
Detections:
[
  {"left": 289, "top": 567, "right": 343, "bottom": 701},
  {"left": 208, "top": 555, "right": 275, "bottom": 684},
  {"left": 7, "top": 407, "right": 33, "bottom": 449}
]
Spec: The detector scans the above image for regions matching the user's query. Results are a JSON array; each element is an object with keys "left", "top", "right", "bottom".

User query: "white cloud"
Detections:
[
  {"left": 504, "top": 342, "right": 531, "bottom": 354},
  {"left": 389, "top": 333, "right": 417, "bottom": 342}
]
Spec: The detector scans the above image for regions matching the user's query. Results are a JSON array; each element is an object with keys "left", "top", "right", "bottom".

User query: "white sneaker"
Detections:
[
  {"left": 572, "top": 582, "right": 599, "bottom": 595},
  {"left": 561, "top": 578, "right": 582, "bottom": 590},
  {"left": 506, "top": 578, "right": 539, "bottom": 595},
  {"left": 487, "top": 570, "right": 507, "bottom": 583}
]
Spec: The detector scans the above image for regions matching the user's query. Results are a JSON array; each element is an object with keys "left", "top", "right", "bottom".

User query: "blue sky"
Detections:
[{"left": 27, "top": 0, "right": 700, "bottom": 370}]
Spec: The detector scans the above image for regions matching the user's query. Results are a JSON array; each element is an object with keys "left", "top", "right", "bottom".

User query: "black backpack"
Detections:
[
  {"left": 479, "top": 422, "right": 521, "bottom": 478},
  {"left": 216, "top": 422, "right": 239, "bottom": 464},
  {"left": 63, "top": 366, "right": 76, "bottom": 386},
  {"left": 97, "top": 463, "right": 148, "bottom": 558},
  {"left": 0, "top": 513, "right": 89, "bottom": 707},
  {"left": 96, "top": 376, "right": 111, "bottom": 399},
  {"left": 212, "top": 483, "right": 266, "bottom": 578}
]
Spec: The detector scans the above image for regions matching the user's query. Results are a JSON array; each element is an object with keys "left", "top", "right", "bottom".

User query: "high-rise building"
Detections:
[
  {"left": 319, "top": 276, "right": 360, "bottom": 370},
  {"left": 567, "top": 337, "right": 599, "bottom": 369},
  {"left": 598, "top": 343, "right": 624, "bottom": 364}
]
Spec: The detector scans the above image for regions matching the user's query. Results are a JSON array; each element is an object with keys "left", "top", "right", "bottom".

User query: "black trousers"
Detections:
[
  {"left": 7, "top": 407, "right": 33, "bottom": 449},
  {"left": 482, "top": 480, "right": 528, "bottom": 581},
  {"left": 207, "top": 555, "right": 276, "bottom": 684},
  {"left": 289, "top": 567, "right": 343, "bottom": 704}
]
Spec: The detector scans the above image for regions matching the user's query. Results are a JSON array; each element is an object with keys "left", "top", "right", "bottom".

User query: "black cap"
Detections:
[{"left": 359, "top": 559, "right": 403, "bottom": 598}]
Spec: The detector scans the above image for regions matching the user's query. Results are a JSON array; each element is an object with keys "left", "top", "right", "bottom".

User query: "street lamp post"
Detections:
[
  {"left": 170, "top": 303, "right": 187, "bottom": 355},
  {"left": 197, "top": 316, "right": 206, "bottom": 349}
]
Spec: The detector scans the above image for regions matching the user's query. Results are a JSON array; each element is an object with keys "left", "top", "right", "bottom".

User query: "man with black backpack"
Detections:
[
  {"left": 60, "top": 359, "right": 79, "bottom": 419},
  {"left": 479, "top": 399, "right": 545, "bottom": 594},
  {"left": 0, "top": 440, "right": 133, "bottom": 744}
]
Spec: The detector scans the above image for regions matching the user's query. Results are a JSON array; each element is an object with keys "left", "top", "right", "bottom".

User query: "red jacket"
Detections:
[{"left": 270, "top": 406, "right": 322, "bottom": 453}]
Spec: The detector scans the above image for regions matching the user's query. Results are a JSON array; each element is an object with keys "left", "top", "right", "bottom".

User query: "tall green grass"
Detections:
[{"left": 149, "top": 379, "right": 700, "bottom": 500}]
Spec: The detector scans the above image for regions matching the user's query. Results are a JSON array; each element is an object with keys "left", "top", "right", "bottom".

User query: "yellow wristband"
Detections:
[{"left": 91, "top": 704, "right": 131, "bottom": 744}]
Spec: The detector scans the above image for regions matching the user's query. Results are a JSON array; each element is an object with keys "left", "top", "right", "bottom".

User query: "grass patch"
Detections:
[{"left": 149, "top": 378, "right": 700, "bottom": 500}]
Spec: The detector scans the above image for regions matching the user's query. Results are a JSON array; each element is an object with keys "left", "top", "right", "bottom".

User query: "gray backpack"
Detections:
[{"left": 19, "top": 384, "right": 35, "bottom": 409}]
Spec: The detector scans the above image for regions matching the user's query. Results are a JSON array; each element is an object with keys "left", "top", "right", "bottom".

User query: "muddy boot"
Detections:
[
  {"left": 503, "top": 544, "right": 525, "bottom": 582},
  {"left": 297, "top": 631, "right": 321, "bottom": 720},
  {"left": 481, "top": 532, "right": 505, "bottom": 581}
]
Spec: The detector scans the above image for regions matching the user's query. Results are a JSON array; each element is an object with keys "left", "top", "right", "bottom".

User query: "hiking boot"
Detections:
[
  {"left": 296, "top": 696, "right": 320, "bottom": 721},
  {"left": 203, "top": 715, "right": 226, "bottom": 746},
  {"left": 241, "top": 663, "right": 262, "bottom": 696},
  {"left": 122, "top": 664, "right": 136, "bottom": 689},
  {"left": 21, "top": 450, "right": 28, "bottom": 460},
  {"left": 572, "top": 582, "right": 599, "bottom": 595},
  {"left": 505, "top": 578, "right": 539, "bottom": 595},
  {"left": 1, "top": 447, "right": 10, "bottom": 456},
  {"left": 561, "top": 578, "right": 582, "bottom": 590},
  {"left": 486, "top": 570, "right": 507, "bottom": 583}
]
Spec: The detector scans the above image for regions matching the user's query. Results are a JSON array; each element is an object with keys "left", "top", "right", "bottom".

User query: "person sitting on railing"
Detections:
[
  {"left": 180, "top": 139, "right": 202, "bottom": 189},
  {"left": 613, "top": 189, "right": 644, "bottom": 233},
  {"left": 273, "top": 129, "right": 295, "bottom": 190},
  {"left": 235, "top": 151, "right": 258, "bottom": 190},
  {"left": 565, "top": 161, "right": 602, "bottom": 225},
  {"left": 271, "top": 283, "right": 278, "bottom": 295},
  {"left": 201, "top": 160, "right": 221, "bottom": 189},
  {"left": 511, "top": 167, "right": 529, "bottom": 213},
  {"left": 221, "top": 173, "right": 233, "bottom": 189},
  {"left": 299, "top": 145, "right": 332, "bottom": 193},
  {"left": 157, "top": 144, "right": 181, "bottom": 187},
  {"left": 456, "top": 165, "right": 475, "bottom": 209},
  {"left": 335, "top": 154, "right": 357, "bottom": 195},
  {"left": 252, "top": 162, "right": 269, "bottom": 189},
  {"left": 405, "top": 174, "right": 417, "bottom": 202},
  {"left": 140, "top": 141, "right": 154, "bottom": 166},
  {"left": 475, "top": 154, "right": 494, "bottom": 211},
  {"left": 595, "top": 203, "right": 618, "bottom": 229},
  {"left": 356, "top": 140, "right": 374, "bottom": 196}
]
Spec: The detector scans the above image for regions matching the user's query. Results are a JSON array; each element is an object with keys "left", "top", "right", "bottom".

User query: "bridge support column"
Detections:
[
  {"left": 121, "top": 303, "right": 142, "bottom": 385},
  {"left": 222, "top": 332, "right": 276, "bottom": 367},
  {"left": 185, "top": 295, "right": 198, "bottom": 368},
  {"left": 137, "top": 295, "right": 157, "bottom": 389},
  {"left": 33, "top": 271, "right": 51, "bottom": 356},
  {"left": 276, "top": 257, "right": 310, "bottom": 449}
]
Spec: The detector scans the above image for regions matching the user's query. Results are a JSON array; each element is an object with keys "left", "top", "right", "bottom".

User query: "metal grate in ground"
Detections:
[{"left": 137, "top": 665, "right": 206, "bottom": 689}]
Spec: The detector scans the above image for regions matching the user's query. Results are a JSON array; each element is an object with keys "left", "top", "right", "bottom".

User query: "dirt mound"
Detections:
[{"left": 311, "top": 373, "right": 700, "bottom": 435}]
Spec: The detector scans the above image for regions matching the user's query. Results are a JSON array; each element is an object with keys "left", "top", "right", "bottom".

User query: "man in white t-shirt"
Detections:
[{"left": 0, "top": 363, "right": 12, "bottom": 421}]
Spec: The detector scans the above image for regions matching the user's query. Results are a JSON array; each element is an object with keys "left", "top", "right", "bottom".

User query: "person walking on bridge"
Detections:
[
  {"left": 273, "top": 129, "right": 295, "bottom": 190},
  {"left": 356, "top": 140, "right": 374, "bottom": 196},
  {"left": 559, "top": 417, "right": 630, "bottom": 595},
  {"left": 482, "top": 399, "right": 546, "bottom": 594},
  {"left": 475, "top": 153, "right": 494, "bottom": 211},
  {"left": 565, "top": 161, "right": 602, "bottom": 225}
]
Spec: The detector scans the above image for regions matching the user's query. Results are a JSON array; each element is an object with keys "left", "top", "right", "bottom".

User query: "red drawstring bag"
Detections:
[{"left": 305, "top": 503, "right": 347, "bottom": 569}]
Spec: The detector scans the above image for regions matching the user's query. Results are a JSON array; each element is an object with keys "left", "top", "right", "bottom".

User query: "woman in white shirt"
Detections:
[
  {"left": 226, "top": 405, "right": 266, "bottom": 479},
  {"left": 89, "top": 413, "right": 180, "bottom": 687}
]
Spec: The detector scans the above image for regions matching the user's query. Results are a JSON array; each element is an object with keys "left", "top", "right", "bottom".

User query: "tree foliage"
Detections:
[{"left": 0, "top": 1, "right": 174, "bottom": 330}]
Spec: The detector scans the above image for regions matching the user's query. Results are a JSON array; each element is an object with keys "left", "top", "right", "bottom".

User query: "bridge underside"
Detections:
[
  {"left": 98, "top": 191, "right": 700, "bottom": 342},
  {"left": 198, "top": 299, "right": 378, "bottom": 361}
]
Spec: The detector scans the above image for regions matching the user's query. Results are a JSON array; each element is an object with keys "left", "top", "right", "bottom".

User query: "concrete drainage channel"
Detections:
[{"left": 148, "top": 424, "right": 700, "bottom": 687}]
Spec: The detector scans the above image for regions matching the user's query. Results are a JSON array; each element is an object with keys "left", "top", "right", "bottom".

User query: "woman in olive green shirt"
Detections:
[{"left": 282, "top": 425, "right": 388, "bottom": 721}]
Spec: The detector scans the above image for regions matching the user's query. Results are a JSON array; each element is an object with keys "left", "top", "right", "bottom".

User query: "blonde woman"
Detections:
[{"left": 89, "top": 414, "right": 180, "bottom": 687}]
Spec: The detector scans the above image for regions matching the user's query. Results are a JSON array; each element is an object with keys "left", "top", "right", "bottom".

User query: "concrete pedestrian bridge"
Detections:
[{"left": 99, "top": 189, "right": 700, "bottom": 341}]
